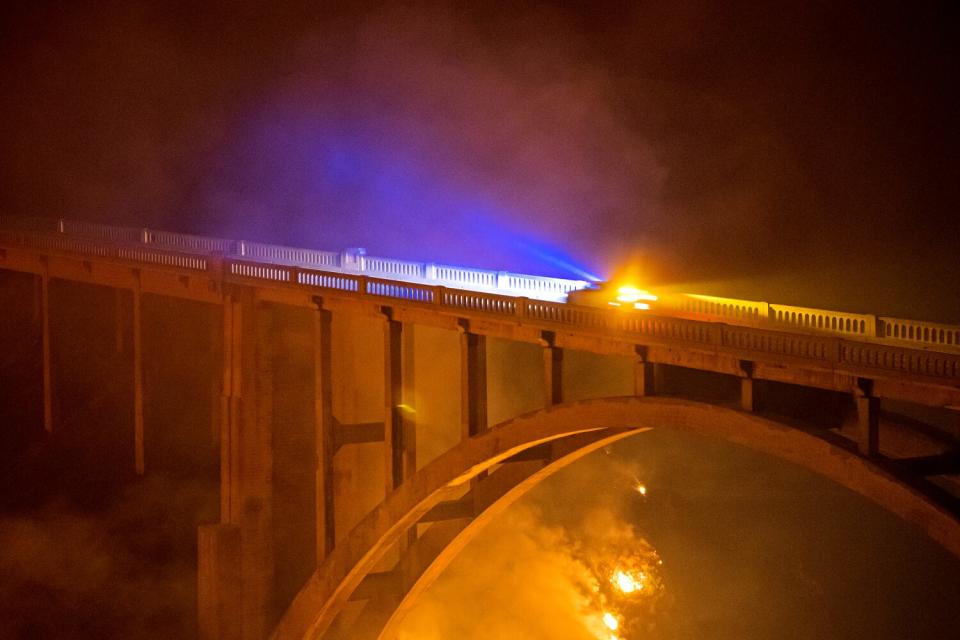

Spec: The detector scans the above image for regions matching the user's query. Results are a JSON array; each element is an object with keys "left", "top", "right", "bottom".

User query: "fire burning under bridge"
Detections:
[{"left": 1, "top": 217, "right": 959, "bottom": 640}]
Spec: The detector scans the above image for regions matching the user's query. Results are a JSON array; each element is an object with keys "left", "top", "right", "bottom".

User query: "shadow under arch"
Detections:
[{"left": 273, "top": 396, "right": 960, "bottom": 640}]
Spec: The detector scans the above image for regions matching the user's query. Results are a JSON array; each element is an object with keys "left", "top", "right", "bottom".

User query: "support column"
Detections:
[
  {"left": 459, "top": 324, "right": 487, "bottom": 439},
  {"left": 856, "top": 378, "right": 880, "bottom": 457},
  {"left": 541, "top": 332, "right": 563, "bottom": 407},
  {"left": 198, "top": 524, "right": 242, "bottom": 640},
  {"left": 32, "top": 272, "right": 42, "bottom": 323},
  {"left": 221, "top": 297, "right": 243, "bottom": 523},
  {"left": 243, "top": 299, "right": 275, "bottom": 640},
  {"left": 40, "top": 267, "right": 53, "bottom": 433},
  {"left": 199, "top": 296, "right": 244, "bottom": 640},
  {"left": 383, "top": 312, "right": 409, "bottom": 493},
  {"left": 115, "top": 287, "right": 125, "bottom": 354},
  {"left": 313, "top": 300, "right": 336, "bottom": 561},
  {"left": 401, "top": 324, "right": 417, "bottom": 476},
  {"left": 633, "top": 347, "right": 655, "bottom": 397},
  {"left": 209, "top": 305, "right": 222, "bottom": 447},
  {"left": 739, "top": 360, "right": 755, "bottom": 413},
  {"left": 205, "top": 289, "right": 276, "bottom": 640},
  {"left": 133, "top": 283, "right": 144, "bottom": 475}
]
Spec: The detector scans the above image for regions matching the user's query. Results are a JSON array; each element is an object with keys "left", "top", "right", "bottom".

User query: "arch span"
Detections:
[{"left": 273, "top": 397, "right": 960, "bottom": 640}]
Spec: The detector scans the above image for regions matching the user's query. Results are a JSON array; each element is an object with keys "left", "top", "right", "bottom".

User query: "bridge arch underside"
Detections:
[{"left": 273, "top": 396, "right": 960, "bottom": 640}]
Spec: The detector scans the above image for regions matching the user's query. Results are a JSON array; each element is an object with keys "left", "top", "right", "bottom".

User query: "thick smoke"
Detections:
[
  {"left": 395, "top": 503, "right": 666, "bottom": 640},
  {"left": 0, "top": 474, "right": 215, "bottom": 639}
]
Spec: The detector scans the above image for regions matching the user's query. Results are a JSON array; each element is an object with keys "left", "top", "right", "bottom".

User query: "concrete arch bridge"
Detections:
[{"left": 0, "top": 219, "right": 958, "bottom": 639}]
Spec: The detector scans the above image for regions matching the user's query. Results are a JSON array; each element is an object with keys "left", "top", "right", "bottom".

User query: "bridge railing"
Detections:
[
  {"left": 296, "top": 267, "right": 360, "bottom": 292},
  {"left": 144, "top": 229, "right": 236, "bottom": 254},
  {"left": 663, "top": 293, "right": 767, "bottom": 325},
  {"left": 769, "top": 303, "right": 876, "bottom": 338},
  {"left": 118, "top": 245, "right": 209, "bottom": 271},
  {"left": 238, "top": 241, "right": 341, "bottom": 268},
  {"left": 0, "top": 226, "right": 213, "bottom": 271},
  {"left": 365, "top": 277, "right": 436, "bottom": 303},
  {"left": 428, "top": 263, "right": 498, "bottom": 289},
  {"left": 30, "top": 216, "right": 587, "bottom": 301},
  {"left": 229, "top": 259, "right": 293, "bottom": 283},
  {"left": 355, "top": 255, "right": 426, "bottom": 280},
  {"left": 842, "top": 341, "right": 960, "bottom": 379},
  {"left": 494, "top": 272, "right": 589, "bottom": 299},
  {"left": 878, "top": 317, "right": 960, "bottom": 351},
  {"left": 60, "top": 219, "right": 144, "bottom": 243}
]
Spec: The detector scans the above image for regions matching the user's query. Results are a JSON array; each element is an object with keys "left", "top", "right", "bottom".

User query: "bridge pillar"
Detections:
[
  {"left": 114, "top": 287, "right": 124, "bottom": 354},
  {"left": 855, "top": 378, "right": 880, "bottom": 457},
  {"left": 200, "top": 290, "right": 276, "bottom": 640},
  {"left": 198, "top": 524, "right": 242, "bottom": 640},
  {"left": 132, "top": 282, "right": 144, "bottom": 475},
  {"left": 383, "top": 311, "right": 414, "bottom": 492},
  {"left": 314, "top": 301, "right": 336, "bottom": 561},
  {"left": 739, "top": 360, "right": 756, "bottom": 412},
  {"left": 459, "top": 324, "right": 487, "bottom": 439},
  {"left": 541, "top": 332, "right": 563, "bottom": 407},
  {"left": 633, "top": 347, "right": 656, "bottom": 397},
  {"left": 38, "top": 268, "right": 53, "bottom": 433}
]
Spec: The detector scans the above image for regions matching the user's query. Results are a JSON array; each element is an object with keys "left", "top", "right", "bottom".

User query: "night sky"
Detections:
[{"left": 2, "top": 2, "right": 959, "bottom": 639}]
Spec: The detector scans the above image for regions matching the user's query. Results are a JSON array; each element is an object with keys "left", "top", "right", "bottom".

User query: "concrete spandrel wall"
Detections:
[
  {"left": 486, "top": 338, "right": 544, "bottom": 427},
  {"left": 410, "top": 324, "right": 460, "bottom": 470},
  {"left": 561, "top": 349, "right": 633, "bottom": 402},
  {"left": 331, "top": 312, "right": 386, "bottom": 543}
]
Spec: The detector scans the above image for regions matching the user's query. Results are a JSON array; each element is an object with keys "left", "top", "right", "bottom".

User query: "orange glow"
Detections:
[
  {"left": 614, "top": 285, "right": 658, "bottom": 304},
  {"left": 635, "top": 482, "right": 647, "bottom": 496}
]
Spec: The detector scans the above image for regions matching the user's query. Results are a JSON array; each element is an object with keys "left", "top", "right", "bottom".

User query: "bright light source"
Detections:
[
  {"left": 613, "top": 569, "right": 644, "bottom": 594},
  {"left": 615, "top": 285, "right": 657, "bottom": 305},
  {"left": 636, "top": 483, "right": 647, "bottom": 496},
  {"left": 602, "top": 612, "right": 619, "bottom": 631}
]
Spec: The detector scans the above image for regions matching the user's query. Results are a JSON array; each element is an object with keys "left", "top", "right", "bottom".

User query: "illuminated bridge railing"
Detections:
[
  {"left": 665, "top": 292, "right": 960, "bottom": 355},
  {"left": 238, "top": 241, "right": 340, "bottom": 268},
  {"left": 118, "top": 246, "right": 209, "bottom": 271},
  {"left": 2, "top": 216, "right": 960, "bottom": 378},
  {"left": 145, "top": 229, "right": 235, "bottom": 254},
  {"left": 1, "top": 216, "right": 589, "bottom": 302}
]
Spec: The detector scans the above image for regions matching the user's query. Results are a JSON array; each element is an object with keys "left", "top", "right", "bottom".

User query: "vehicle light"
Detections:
[{"left": 615, "top": 286, "right": 657, "bottom": 304}]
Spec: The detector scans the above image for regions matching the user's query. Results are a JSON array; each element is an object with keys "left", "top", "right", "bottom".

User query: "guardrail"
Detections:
[
  {"left": 878, "top": 317, "right": 960, "bottom": 350},
  {"left": 663, "top": 292, "right": 960, "bottom": 355},
  {"left": 0, "top": 216, "right": 588, "bottom": 302},
  {"left": 2, "top": 217, "right": 959, "bottom": 373},
  {"left": 769, "top": 303, "right": 875, "bottom": 337}
]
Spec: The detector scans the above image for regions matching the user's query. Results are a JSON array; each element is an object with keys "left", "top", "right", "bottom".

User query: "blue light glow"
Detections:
[{"left": 205, "top": 111, "right": 606, "bottom": 281}]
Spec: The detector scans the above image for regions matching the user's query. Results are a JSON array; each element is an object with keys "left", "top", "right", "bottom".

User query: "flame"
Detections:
[
  {"left": 602, "top": 612, "right": 619, "bottom": 631},
  {"left": 612, "top": 569, "right": 645, "bottom": 594},
  {"left": 575, "top": 502, "right": 666, "bottom": 639}
]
